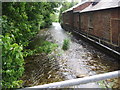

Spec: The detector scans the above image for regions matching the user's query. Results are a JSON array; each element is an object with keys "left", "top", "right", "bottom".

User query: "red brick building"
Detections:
[
  {"left": 62, "top": 0, "right": 120, "bottom": 53},
  {"left": 79, "top": 0, "right": 120, "bottom": 48}
]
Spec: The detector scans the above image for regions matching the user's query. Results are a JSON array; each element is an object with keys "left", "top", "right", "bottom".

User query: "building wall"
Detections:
[
  {"left": 80, "top": 13, "right": 88, "bottom": 33},
  {"left": 62, "top": 13, "right": 67, "bottom": 25},
  {"left": 110, "top": 8, "right": 120, "bottom": 45},
  {"left": 62, "top": 7, "right": 120, "bottom": 52},
  {"left": 80, "top": 7, "right": 120, "bottom": 46},
  {"left": 62, "top": 13, "right": 65, "bottom": 25},
  {"left": 93, "top": 10, "right": 110, "bottom": 40},
  {"left": 68, "top": 11, "right": 74, "bottom": 28},
  {"left": 73, "top": 13, "right": 80, "bottom": 30},
  {"left": 63, "top": 11, "right": 74, "bottom": 28},
  {"left": 93, "top": 10, "right": 111, "bottom": 41}
]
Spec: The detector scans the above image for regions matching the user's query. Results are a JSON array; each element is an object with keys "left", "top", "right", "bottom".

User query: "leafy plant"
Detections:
[
  {"left": 36, "top": 41, "right": 58, "bottom": 54},
  {"left": 1, "top": 34, "right": 24, "bottom": 88},
  {"left": 62, "top": 39, "right": 70, "bottom": 50},
  {"left": 2, "top": 2, "right": 60, "bottom": 88}
]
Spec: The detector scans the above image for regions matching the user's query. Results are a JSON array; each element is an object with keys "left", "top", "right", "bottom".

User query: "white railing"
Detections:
[{"left": 21, "top": 70, "right": 120, "bottom": 89}]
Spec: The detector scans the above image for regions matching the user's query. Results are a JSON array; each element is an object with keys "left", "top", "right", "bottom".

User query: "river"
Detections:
[{"left": 21, "top": 22, "right": 120, "bottom": 88}]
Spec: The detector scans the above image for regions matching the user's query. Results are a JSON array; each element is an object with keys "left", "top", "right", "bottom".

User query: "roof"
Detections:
[
  {"left": 80, "top": 0, "right": 120, "bottom": 13},
  {"left": 62, "top": 0, "right": 89, "bottom": 13}
]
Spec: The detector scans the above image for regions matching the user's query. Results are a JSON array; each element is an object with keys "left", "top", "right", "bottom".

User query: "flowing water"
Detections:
[{"left": 22, "top": 23, "right": 120, "bottom": 88}]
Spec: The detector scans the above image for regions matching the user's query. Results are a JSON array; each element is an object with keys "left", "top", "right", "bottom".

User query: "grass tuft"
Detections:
[{"left": 62, "top": 39, "right": 70, "bottom": 50}]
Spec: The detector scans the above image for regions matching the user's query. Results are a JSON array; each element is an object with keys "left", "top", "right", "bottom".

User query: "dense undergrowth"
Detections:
[{"left": 1, "top": 2, "right": 59, "bottom": 88}]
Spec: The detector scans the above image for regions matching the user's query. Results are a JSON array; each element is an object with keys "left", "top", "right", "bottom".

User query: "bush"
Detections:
[
  {"left": 2, "top": 2, "right": 60, "bottom": 88},
  {"left": 36, "top": 41, "right": 58, "bottom": 54},
  {"left": 1, "top": 34, "right": 24, "bottom": 88},
  {"left": 62, "top": 39, "right": 70, "bottom": 50}
]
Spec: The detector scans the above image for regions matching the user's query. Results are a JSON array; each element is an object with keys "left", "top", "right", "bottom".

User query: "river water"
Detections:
[{"left": 22, "top": 23, "right": 120, "bottom": 88}]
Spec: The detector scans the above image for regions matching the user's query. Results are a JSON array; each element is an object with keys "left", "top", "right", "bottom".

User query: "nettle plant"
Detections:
[{"left": 1, "top": 34, "right": 24, "bottom": 88}]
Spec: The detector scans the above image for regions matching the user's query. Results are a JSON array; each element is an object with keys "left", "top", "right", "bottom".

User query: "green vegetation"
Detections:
[
  {"left": 62, "top": 39, "right": 70, "bottom": 50},
  {"left": 97, "top": 80, "right": 114, "bottom": 88},
  {"left": 36, "top": 41, "right": 58, "bottom": 54},
  {"left": 1, "top": 2, "right": 60, "bottom": 88},
  {"left": 51, "top": 13, "right": 59, "bottom": 22},
  {"left": 1, "top": 34, "right": 24, "bottom": 88}
]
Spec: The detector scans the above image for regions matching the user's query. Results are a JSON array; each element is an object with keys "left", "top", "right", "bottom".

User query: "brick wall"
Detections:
[
  {"left": 80, "top": 8, "right": 120, "bottom": 46},
  {"left": 73, "top": 13, "right": 79, "bottom": 30},
  {"left": 110, "top": 8, "right": 120, "bottom": 45},
  {"left": 64, "top": 11, "right": 74, "bottom": 28}
]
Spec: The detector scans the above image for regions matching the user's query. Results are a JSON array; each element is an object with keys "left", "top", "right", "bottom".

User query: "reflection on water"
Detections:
[{"left": 22, "top": 23, "right": 120, "bottom": 88}]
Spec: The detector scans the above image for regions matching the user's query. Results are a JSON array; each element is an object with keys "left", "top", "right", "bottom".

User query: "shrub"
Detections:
[
  {"left": 36, "top": 41, "right": 58, "bottom": 54},
  {"left": 1, "top": 2, "right": 60, "bottom": 88},
  {"left": 1, "top": 35, "right": 24, "bottom": 88},
  {"left": 62, "top": 39, "right": 70, "bottom": 50}
]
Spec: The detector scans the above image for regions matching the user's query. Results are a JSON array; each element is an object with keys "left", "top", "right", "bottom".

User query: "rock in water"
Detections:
[{"left": 76, "top": 74, "right": 88, "bottom": 78}]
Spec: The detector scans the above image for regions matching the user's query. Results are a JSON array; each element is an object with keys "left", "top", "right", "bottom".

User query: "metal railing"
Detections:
[{"left": 22, "top": 70, "right": 120, "bottom": 89}]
